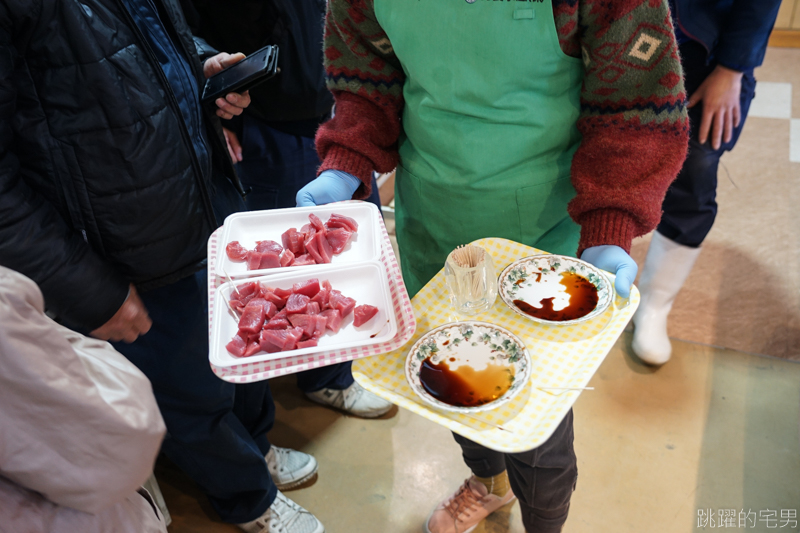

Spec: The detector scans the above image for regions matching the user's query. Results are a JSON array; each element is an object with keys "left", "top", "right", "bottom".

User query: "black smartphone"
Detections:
[{"left": 201, "top": 45, "right": 279, "bottom": 105}]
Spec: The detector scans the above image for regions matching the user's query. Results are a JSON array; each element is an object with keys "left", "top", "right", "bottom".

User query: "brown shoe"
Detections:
[{"left": 424, "top": 476, "right": 516, "bottom": 533}]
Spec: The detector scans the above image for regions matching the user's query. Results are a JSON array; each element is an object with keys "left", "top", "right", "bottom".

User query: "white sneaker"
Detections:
[
  {"left": 238, "top": 490, "right": 324, "bottom": 533},
  {"left": 265, "top": 446, "right": 318, "bottom": 491},
  {"left": 305, "top": 381, "right": 393, "bottom": 418}
]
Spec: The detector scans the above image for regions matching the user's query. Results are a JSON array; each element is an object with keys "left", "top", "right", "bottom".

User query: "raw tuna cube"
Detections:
[
  {"left": 273, "top": 287, "right": 294, "bottom": 299},
  {"left": 260, "top": 288, "right": 286, "bottom": 309},
  {"left": 263, "top": 327, "right": 304, "bottom": 352},
  {"left": 308, "top": 213, "right": 327, "bottom": 235},
  {"left": 297, "top": 339, "right": 318, "bottom": 349},
  {"left": 258, "top": 251, "right": 281, "bottom": 270},
  {"left": 282, "top": 228, "right": 306, "bottom": 256},
  {"left": 280, "top": 249, "right": 295, "bottom": 267},
  {"left": 306, "top": 302, "right": 321, "bottom": 315},
  {"left": 226, "top": 333, "right": 247, "bottom": 357},
  {"left": 264, "top": 317, "right": 290, "bottom": 330},
  {"left": 246, "top": 251, "right": 262, "bottom": 270},
  {"left": 264, "top": 301, "right": 278, "bottom": 319},
  {"left": 320, "top": 309, "right": 343, "bottom": 333},
  {"left": 313, "top": 232, "right": 333, "bottom": 263},
  {"left": 326, "top": 213, "right": 358, "bottom": 232},
  {"left": 310, "top": 315, "right": 328, "bottom": 339},
  {"left": 258, "top": 330, "right": 282, "bottom": 353},
  {"left": 304, "top": 233, "right": 323, "bottom": 264},
  {"left": 243, "top": 338, "right": 262, "bottom": 357},
  {"left": 287, "top": 314, "right": 315, "bottom": 338},
  {"left": 311, "top": 288, "right": 330, "bottom": 308},
  {"left": 272, "top": 308, "right": 288, "bottom": 321},
  {"left": 300, "top": 223, "right": 316, "bottom": 237},
  {"left": 226, "top": 241, "right": 248, "bottom": 261},
  {"left": 322, "top": 280, "right": 332, "bottom": 291},
  {"left": 325, "top": 228, "right": 353, "bottom": 255},
  {"left": 237, "top": 282, "right": 258, "bottom": 298},
  {"left": 285, "top": 293, "right": 311, "bottom": 314},
  {"left": 292, "top": 279, "right": 320, "bottom": 298},
  {"left": 353, "top": 304, "right": 379, "bottom": 327},
  {"left": 292, "top": 254, "right": 316, "bottom": 266},
  {"left": 328, "top": 291, "right": 356, "bottom": 318},
  {"left": 238, "top": 301, "right": 267, "bottom": 334},
  {"left": 255, "top": 240, "right": 283, "bottom": 254}
]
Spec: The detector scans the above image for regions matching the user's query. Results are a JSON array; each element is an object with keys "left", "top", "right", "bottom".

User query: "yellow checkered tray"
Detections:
[{"left": 352, "top": 237, "right": 639, "bottom": 453}]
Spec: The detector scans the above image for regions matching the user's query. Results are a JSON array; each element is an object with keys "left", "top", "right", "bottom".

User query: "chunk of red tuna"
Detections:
[
  {"left": 325, "top": 228, "right": 353, "bottom": 255},
  {"left": 320, "top": 309, "right": 343, "bottom": 333},
  {"left": 353, "top": 304, "right": 379, "bottom": 327},
  {"left": 226, "top": 241, "right": 248, "bottom": 261},
  {"left": 272, "top": 308, "right": 288, "bottom": 321},
  {"left": 237, "top": 282, "right": 258, "bottom": 298},
  {"left": 226, "top": 333, "right": 247, "bottom": 357},
  {"left": 297, "top": 339, "right": 318, "bottom": 349},
  {"left": 285, "top": 293, "right": 311, "bottom": 314},
  {"left": 280, "top": 249, "right": 295, "bottom": 267},
  {"left": 300, "top": 223, "right": 316, "bottom": 237},
  {"left": 258, "top": 330, "right": 282, "bottom": 353},
  {"left": 310, "top": 315, "right": 328, "bottom": 339},
  {"left": 326, "top": 213, "right": 358, "bottom": 232},
  {"left": 255, "top": 240, "right": 283, "bottom": 254},
  {"left": 246, "top": 251, "right": 262, "bottom": 270},
  {"left": 328, "top": 291, "right": 356, "bottom": 317},
  {"left": 304, "top": 232, "right": 323, "bottom": 264},
  {"left": 263, "top": 317, "right": 290, "bottom": 330},
  {"left": 281, "top": 228, "right": 306, "bottom": 256},
  {"left": 292, "top": 254, "right": 316, "bottom": 266},
  {"left": 306, "top": 302, "right": 321, "bottom": 315},
  {"left": 263, "top": 327, "right": 304, "bottom": 352},
  {"left": 243, "top": 338, "right": 262, "bottom": 357},
  {"left": 238, "top": 301, "right": 267, "bottom": 334},
  {"left": 308, "top": 213, "right": 327, "bottom": 235},
  {"left": 287, "top": 314, "right": 316, "bottom": 338},
  {"left": 314, "top": 232, "right": 333, "bottom": 263},
  {"left": 273, "top": 287, "right": 294, "bottom": 299},
  {"left": 292, "top": 279, "right": 320, "bottom": 298},
  {"left": 311, "top": 288, "right": 330, "bottom": 308},
  {"left": 322, "top": 280, "right": 332, "bottom": 291},
  {"left": 258, "top": 251, "right": 281, "bottom": 270}
]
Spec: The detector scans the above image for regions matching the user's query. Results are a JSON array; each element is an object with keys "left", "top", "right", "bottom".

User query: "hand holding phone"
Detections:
[{"left": 201, "top": 45, "right": 279, "bottom": 118}]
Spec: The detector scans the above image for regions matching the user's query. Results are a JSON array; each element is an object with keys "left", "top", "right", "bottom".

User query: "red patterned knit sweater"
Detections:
[{"left": 316, "top": 0, "right": 690, "bottom": 254}]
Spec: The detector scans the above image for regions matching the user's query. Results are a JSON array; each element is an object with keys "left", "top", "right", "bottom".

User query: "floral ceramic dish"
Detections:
[
  {"left": 498, "top": 255, "right": 612, "bottom": 326},
  {"left": 405, "top": 321, "right": 531, "bottom": 413}
]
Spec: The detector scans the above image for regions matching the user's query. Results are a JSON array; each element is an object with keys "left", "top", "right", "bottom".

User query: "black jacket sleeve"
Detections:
[
  {"left": 716, "top": 0, "right": 782, "bottom": 71},
  {"left": 0, "top": 21, "right": 129, "bottom": 331}
]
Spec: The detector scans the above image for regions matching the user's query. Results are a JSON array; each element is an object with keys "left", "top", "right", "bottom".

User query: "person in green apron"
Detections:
[{"left": 299, "top": 1, "right": 689, "bottom": 532}]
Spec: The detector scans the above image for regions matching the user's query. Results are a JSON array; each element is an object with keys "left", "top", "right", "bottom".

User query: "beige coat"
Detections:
[{"left": 0, "top": 267, "right": 168, "bottom": 533}]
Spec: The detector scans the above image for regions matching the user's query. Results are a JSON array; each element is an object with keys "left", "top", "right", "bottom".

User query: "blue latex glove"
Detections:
[
  {"left": 580, "top": 245, "right": 638, "bottom": 299},
  {"left": 296, "top": 170, "right": 361, "bottom": 207}
]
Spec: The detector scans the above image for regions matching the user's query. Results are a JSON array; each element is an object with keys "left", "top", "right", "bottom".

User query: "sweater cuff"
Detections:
[
  {"left": 577, "top": 209, "right": 639, "bottom": 256},
  {"left": 319, "top": 146, "right": 375, "bottom": 200}
]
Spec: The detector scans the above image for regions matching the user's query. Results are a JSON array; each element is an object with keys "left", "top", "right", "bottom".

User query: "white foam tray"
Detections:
[
  {"left": 215, "top": 202, "right": 382, "bottom": 280},
  {"left": 210, "top": 261, "right": 398, "bottom": 368}
]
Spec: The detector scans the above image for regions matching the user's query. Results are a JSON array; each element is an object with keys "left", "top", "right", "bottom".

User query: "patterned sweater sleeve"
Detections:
[
  {"left": 561, "top": 0, "right": 690, "bottom": 254},
  {"left": 315, "top": 0, "right": 405, "bottom": 200}
]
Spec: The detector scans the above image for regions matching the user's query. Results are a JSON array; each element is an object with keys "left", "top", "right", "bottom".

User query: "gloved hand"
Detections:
[
  {"left": 580, "top": 245, "right": 638, "bottom": 299},
  {"left": 296, "top": 170, "right": 361, "bottom": 207}
]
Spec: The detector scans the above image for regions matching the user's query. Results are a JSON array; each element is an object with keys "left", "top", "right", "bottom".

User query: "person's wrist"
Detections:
[{"left": 715, "top": 64, "right": 744, "bottom": 80}]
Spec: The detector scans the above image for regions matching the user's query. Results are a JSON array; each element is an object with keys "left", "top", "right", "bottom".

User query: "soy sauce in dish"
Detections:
[
  {"left": 513, "top": 272, "right": 598, "bottom": 321},
  {"left": 419, "top": 357, "right": 514, "bottom": 407}
]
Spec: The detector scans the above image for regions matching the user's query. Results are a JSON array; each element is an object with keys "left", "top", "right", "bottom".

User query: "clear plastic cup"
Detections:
[{"left": 444, "top": 246, "right": 498, "bottom": 316}]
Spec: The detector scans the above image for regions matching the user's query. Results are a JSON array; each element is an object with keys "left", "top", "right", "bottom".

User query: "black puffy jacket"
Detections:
[{"left": 0, "top": 0, "right": 241, "bottom": 330}]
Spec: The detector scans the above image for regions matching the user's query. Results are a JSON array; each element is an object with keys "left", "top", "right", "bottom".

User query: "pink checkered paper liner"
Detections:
[{"left": 207, "top": 204, "right": 416, "bottom": 383}]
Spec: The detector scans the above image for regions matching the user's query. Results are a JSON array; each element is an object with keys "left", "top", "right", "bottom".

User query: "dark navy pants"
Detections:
[
  {"left": 111, "top": 270, "right": 276, "bottom": 524},
  {"left": 454, "top": 410, "right": 577, "bottom": 533},
  {"left": 235, "top": 114, "right": 383, "bottom": 393},
  {"left": 657, "top": 40, "right": 756, "bottom": 248}
]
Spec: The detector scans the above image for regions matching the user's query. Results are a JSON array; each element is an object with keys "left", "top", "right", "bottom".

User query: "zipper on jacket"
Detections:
[{"left": 115, "top": 0, "right": 218, "bottom": 231}]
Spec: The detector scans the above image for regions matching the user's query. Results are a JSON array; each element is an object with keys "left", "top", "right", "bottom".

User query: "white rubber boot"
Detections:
[{"left": 632, "top": 232, "right": 701, "bottom": 365}]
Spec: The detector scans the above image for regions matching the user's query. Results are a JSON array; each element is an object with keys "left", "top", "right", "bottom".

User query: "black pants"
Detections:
[
  {"left": 235, "top": 114, "right": 383, "bottom": 392},
  {"left": 657, "top": 40, "right": 756, "bottom": 248},
  {"left": 454, "top": 410, "right": 577, "bottom": 533}
]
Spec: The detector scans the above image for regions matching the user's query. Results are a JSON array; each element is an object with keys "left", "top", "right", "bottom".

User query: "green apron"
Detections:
[{"left": 374, "top": 0, "right": 584, "bottom": 297}]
